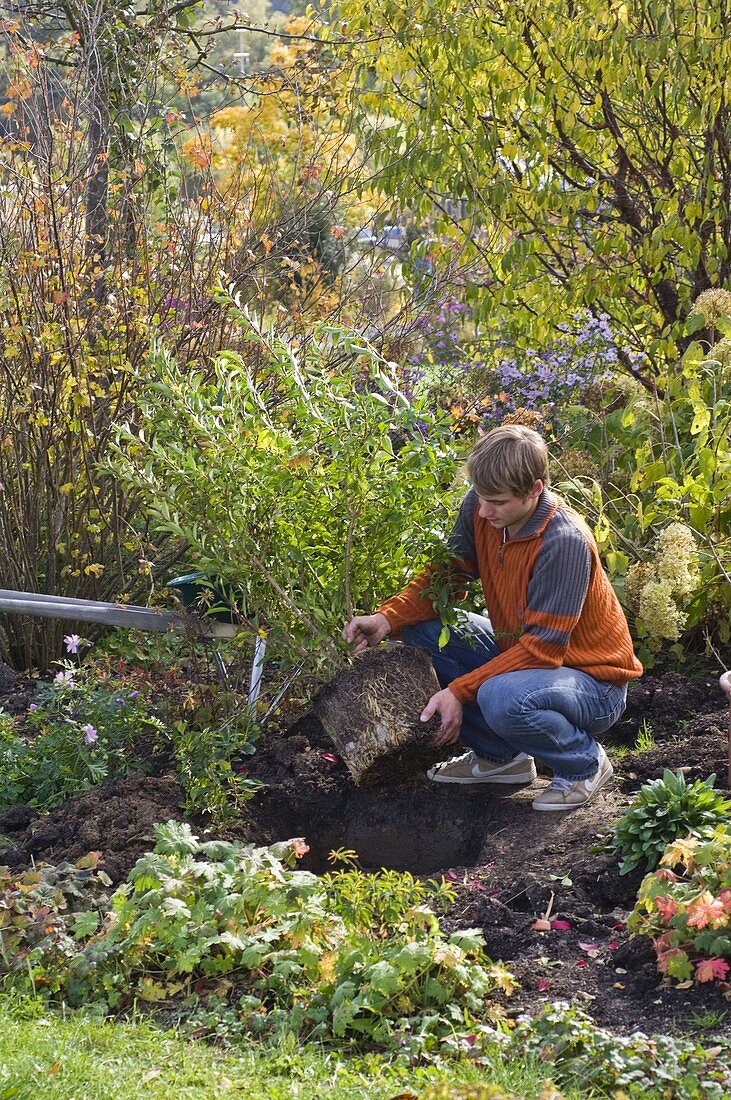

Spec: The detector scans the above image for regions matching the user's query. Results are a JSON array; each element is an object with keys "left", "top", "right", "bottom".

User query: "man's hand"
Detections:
[
  {"left": 420, "top": 688, "right": 462, "bottom": 745},
  {"left": 343, "top": 612, "right": 392, "bottom": 653}
]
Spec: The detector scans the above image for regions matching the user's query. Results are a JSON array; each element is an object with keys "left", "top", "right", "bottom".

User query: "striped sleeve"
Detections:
[{"left": 449, "top": 515, "right": 592, "bottom": 701}]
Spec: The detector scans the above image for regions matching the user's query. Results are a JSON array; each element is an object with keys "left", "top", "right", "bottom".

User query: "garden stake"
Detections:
[
  {"left": 720, "top": 670, "right": 731, "bottom": 789},
  {"left": 248, "top": 633, "right": 267, "bottom": 712}
]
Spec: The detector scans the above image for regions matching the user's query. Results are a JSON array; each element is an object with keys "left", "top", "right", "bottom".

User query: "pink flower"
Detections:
[
  {"left": 54, "top": 670, "right": 75, "bottom": 685},
  {"left": 82, "top": 724, "right": 98, "bottom": 745}
]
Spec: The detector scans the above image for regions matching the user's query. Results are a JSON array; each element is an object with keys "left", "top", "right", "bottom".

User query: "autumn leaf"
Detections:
[
  {"left": 686, "top": 891, "right": 728, "bottom": 930},
  {"left": 654, "top": 894, "right": 678, "bottom": 922},
  {"left": 695, "top": 957, "right": 730, "bottom": 983}
]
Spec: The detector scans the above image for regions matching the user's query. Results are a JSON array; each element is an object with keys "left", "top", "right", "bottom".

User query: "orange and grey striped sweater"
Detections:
[{"left": 376, "top": 489, "right": 643, "bottom": 703}]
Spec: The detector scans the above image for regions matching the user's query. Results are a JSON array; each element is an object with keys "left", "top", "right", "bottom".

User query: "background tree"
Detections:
[{"left": 331, "top": 0, "right": 731, "bottom": 378}]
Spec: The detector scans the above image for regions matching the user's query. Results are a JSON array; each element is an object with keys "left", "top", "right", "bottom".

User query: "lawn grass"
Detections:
[{"left": 0, "top": 999, "right": 579, "bottom": 1100}]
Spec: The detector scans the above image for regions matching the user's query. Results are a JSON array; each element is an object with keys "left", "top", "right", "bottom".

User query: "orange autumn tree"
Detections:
[{"left": 180, "top": 16, "right": 381, "bottom": 322}]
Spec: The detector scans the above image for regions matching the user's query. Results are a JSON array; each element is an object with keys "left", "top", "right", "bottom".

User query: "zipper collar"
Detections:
[{"left": 513, "top": 489, "right": 557, "bottom": 540}]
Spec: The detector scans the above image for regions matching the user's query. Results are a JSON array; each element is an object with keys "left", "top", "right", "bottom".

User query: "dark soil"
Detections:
[{"left": 1, "top": 660, "right": 730, "bottom": 1039}]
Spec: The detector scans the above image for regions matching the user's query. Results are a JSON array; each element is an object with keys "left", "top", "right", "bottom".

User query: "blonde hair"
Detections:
[{"left": 466, "top": 425, "right": 549, "bottom": 497}]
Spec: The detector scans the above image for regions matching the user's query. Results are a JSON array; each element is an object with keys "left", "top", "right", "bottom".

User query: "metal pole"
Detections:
[{"left": 0, "top": 589, "right": 237, "bottom": 639}]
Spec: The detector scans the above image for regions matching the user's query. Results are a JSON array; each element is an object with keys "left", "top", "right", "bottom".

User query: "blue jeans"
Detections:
[{"left": 402, "top": 614, "right": 627, "bottom": 781}]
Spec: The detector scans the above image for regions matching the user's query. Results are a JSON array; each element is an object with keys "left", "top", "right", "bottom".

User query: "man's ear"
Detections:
[{"left": 529, "top": 479, "right": 544, "bottom": 499}]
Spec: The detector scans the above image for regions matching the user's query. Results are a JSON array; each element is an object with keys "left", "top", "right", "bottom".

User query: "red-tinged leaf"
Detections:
[
  {"left": 550, "top": 919, "right": 572, "bottom": 930},
  {"left": 47, "top": 1062, "right": 61, "bottom": 1077},
  {"left": 608, "top": 941, "right": 619, "bottom": 949},
  {"left": 537, "top": 978, "right": 550, "bottom": 992},
  {"left": 465, "top": 1034, "right": 476, "bottom": 1046},
  {"left": 696, "top": 957, "right": 730, "bottom": 983},
  {"left": 611, "top": 921, "right": 624, "bottom": 930},
  {"left": 444, "top": 870, "right": 459, "bottom": 881},
  {"left": 532, "top": 918, "right": 552, "bottom": 932},
  {"left": 321, "top": 753, "right": 341, "bottom": 764},
  {"left": 686, "top": 891, "right": 726, "bottom": 930},
  {"left": 578, "top": 942, "right": 599, "bottom": 951},
  {"left": 576, "top": 959, "right": 587, "bottom": 967}
]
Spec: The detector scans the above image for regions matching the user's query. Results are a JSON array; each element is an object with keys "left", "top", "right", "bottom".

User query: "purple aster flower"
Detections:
[
  {"left": 64, "top": 634, "right": 80, "bottom": 655},
  {"left": 82, "top": 724, "right": 98, "bottom": 745}
]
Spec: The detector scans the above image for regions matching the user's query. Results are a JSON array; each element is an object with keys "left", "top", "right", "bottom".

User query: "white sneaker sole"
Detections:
[
  {"left": 427, "top": 766, "right": 538, "bottom": 785},
  {"left": 531, "top": 765, "right": 614, "bottom": 811}
]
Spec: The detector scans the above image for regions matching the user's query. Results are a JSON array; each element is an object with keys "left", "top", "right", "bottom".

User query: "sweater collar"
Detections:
[{"left": 508, "top": 488, "right": 557, "bottom": 541}]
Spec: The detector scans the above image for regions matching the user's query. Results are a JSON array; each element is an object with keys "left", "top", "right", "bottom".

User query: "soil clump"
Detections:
[{"left": 313, "top": 645, "right": 447, "bottom": 786}]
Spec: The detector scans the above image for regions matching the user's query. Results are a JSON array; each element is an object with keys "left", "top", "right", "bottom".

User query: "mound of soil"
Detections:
[
  {"left": 1, "top": 664, "right": 729, "bottom": 1038},
  {"left": 0, "top": 773, "right": 184, "bottom": 883}
]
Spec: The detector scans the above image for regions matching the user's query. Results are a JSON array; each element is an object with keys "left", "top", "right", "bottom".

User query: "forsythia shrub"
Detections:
[{"left": 628, "top": 826, "right": 731, "bottom": 985}]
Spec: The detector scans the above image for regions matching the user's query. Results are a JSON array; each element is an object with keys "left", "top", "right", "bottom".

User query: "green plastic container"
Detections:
[{"left": 167, "top": 572, "right": 239, "bottom": 624}]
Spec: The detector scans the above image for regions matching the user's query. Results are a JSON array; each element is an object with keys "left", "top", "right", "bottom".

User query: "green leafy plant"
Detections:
[
  {"left": 612, "top": 770, "right": 731, "bottom": 876},
  {"left": 628, "top": 826, "right": 731, "bottom": 986},
  {"left": 168, "top": 719, "right": 259, "bottom": 825},
  {"left": 110, "top": 305, "right": 461, "bottom": 678},
  {"left": 0, "top": 854, "right": 113, "bottom": 997},
  {"left": 511, "top": 1002, "right": 731, "bottom": 1099},
  {"left": 634, "top": 720, "right": 656, "bottom": 753},
  {"left": 0, "top": 667, "right": 165, "bottom": 813},
  {"left": 3, "top": 821, "right": 514, "bottom": 1056},
  {"left": 322, "top": 849, "right": 456, "bottom": 937}
]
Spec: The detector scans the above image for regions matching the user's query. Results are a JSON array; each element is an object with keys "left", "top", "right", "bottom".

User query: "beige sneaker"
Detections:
[
  {"left": 531, "top": 745, "right": 614, "bottom": 812},
  {"left": 427, "top": 750, "right": 537, "bottom": 785}
]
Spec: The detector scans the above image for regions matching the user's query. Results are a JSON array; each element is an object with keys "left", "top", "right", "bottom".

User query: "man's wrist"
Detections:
[{"left": 374, "top": 612, "right": 392, "bottom": 636}]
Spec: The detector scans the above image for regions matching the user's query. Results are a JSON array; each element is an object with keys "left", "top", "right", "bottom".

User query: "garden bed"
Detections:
[{"left": 0, "top": 666, "right": 728, "bottom": 1039}]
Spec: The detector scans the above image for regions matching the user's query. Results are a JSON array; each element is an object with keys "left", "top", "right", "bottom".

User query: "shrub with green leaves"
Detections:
[
  {"left": 611, "top": 769, "right": 731, "bottom": 875},
  {"left": 628, "top": 826, "right": 731, "bottom": 986},
  {"left": 110, "top": 303, "right": 461, "bottom": 676},
  {"left": 511, "top": 1002, "right": 731, "bottom": 1099},
  {"left": 556, "top": 326, "right": 731, "bottom": 663},
  {"left": 3, "top": 822, "right": 515, "bottom": 1056},
  {"left": 168, "top": 718, "right": 259, "bottom": 824}
]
